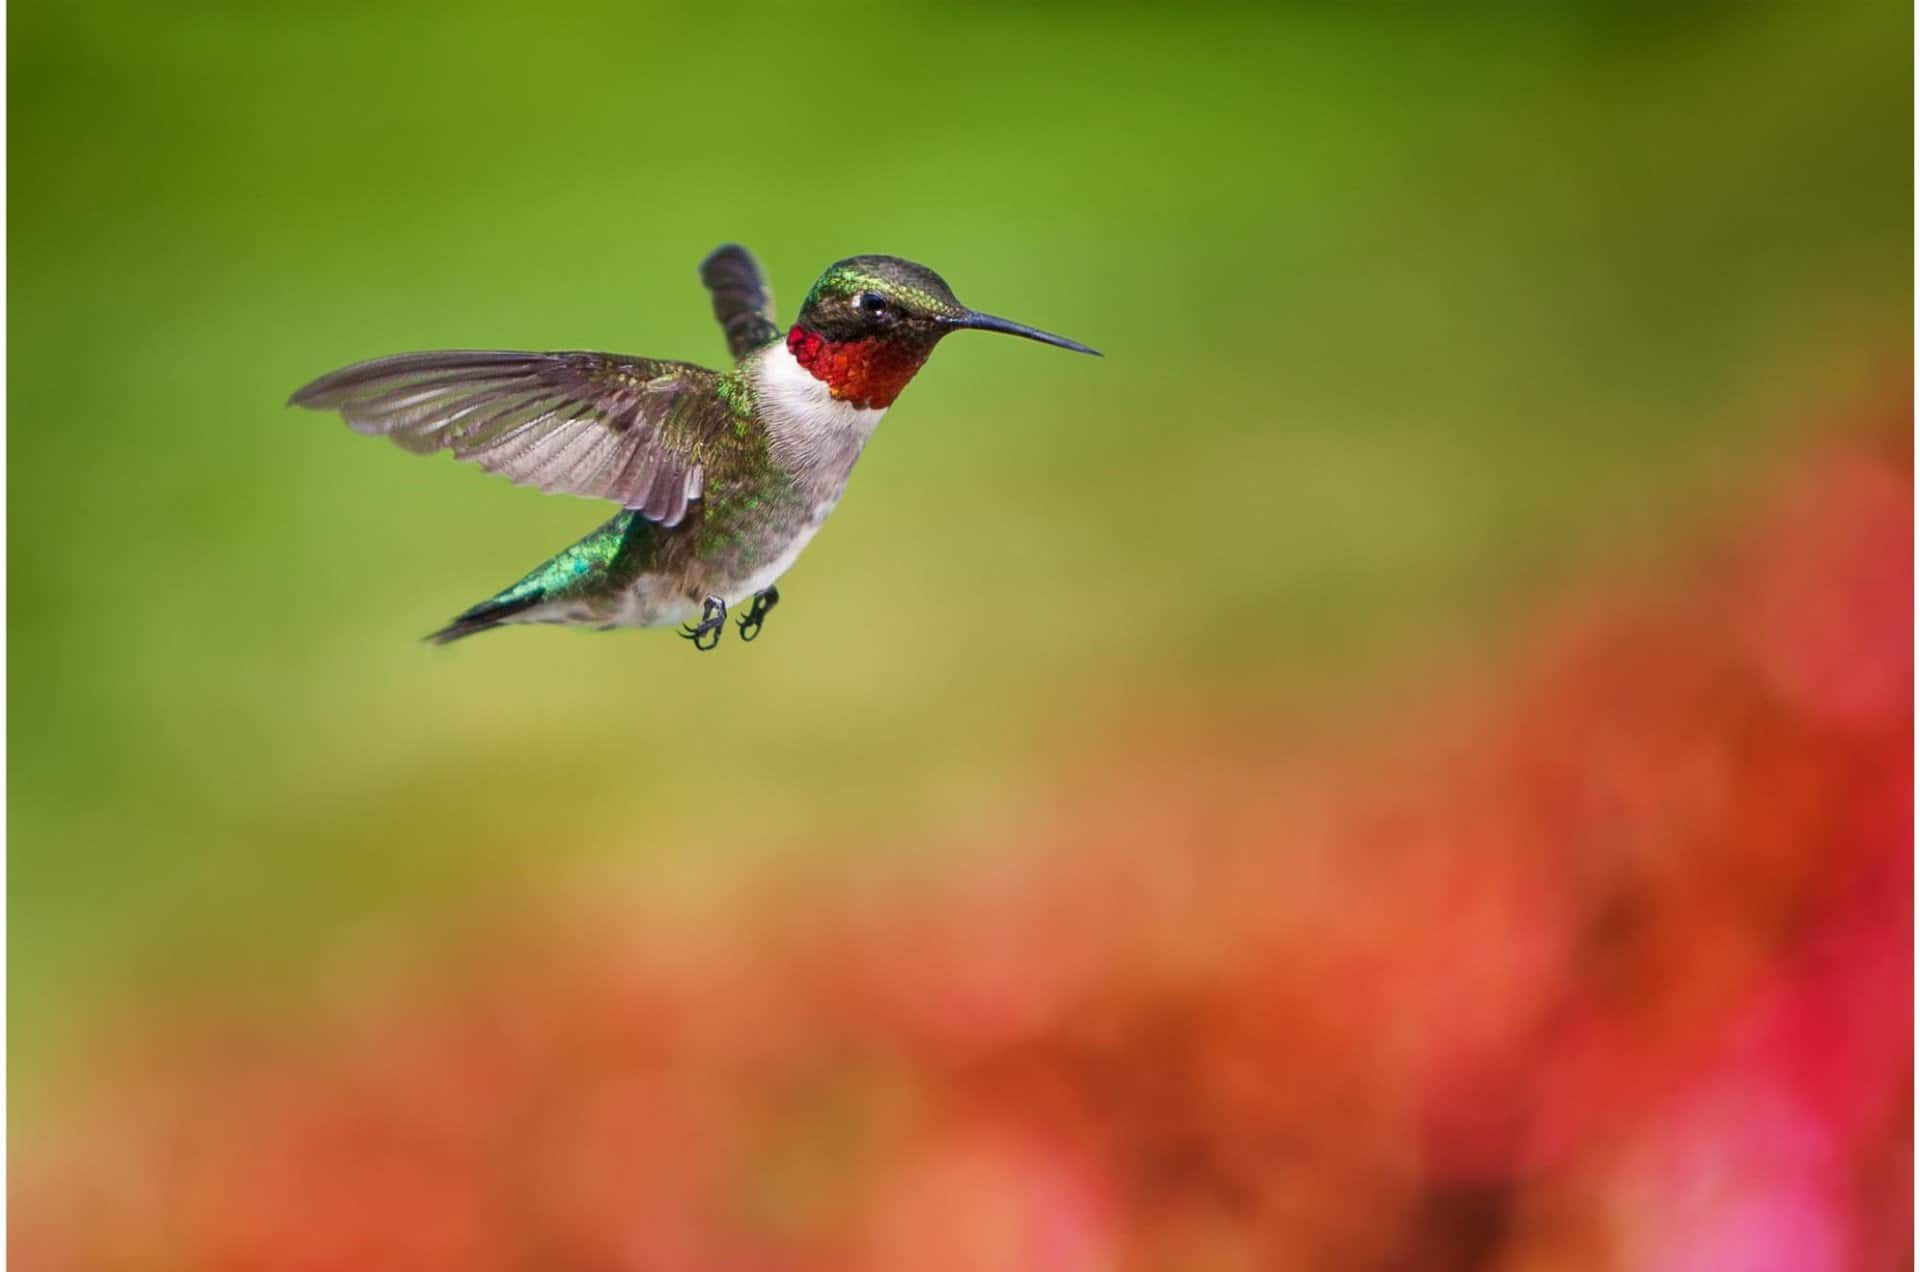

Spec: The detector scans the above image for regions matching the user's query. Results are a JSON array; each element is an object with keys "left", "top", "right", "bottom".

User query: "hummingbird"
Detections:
[{"left": 290, "top": 246, "right": 1099, "bottom": 649}]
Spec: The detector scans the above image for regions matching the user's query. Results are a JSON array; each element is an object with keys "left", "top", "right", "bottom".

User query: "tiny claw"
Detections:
[
  {"left": 736, "top": 586, "right": 779, "bottom": 644},
  {"left": 678, "top": 596, "right": 727, "bottom": 652}
]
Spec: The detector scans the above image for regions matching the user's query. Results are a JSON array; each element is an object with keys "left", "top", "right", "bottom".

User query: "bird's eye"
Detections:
[{"left": 857, "top": 291, "right": 887, "bottom": 314}]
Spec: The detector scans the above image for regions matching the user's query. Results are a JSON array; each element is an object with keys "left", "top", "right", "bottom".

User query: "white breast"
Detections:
[
  {"left": 756, "top": 340, "right": 888, "bottom": 456},
  {"left": 727, "top": 515, "right": 830, "bottom": 603},
  {"left": 718, "top": 342, "right": 891, "bottom": 604}
]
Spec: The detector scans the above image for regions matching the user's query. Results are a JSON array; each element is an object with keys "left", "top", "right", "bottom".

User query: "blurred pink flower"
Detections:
[{"left": 14, "top": 426, "right": 1911, "bottom": 1270}]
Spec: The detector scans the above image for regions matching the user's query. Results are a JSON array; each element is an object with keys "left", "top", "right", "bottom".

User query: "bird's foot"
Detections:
[
  {"left": 736, "top": 586, "right": 780, "bottom": 643},
  {"left": 679, "top": 595, "right": 727, "bottom": 651}
]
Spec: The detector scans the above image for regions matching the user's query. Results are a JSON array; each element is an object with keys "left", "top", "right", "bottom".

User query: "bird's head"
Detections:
[{"left": 787, "top": 255, "right": 1098, "bottom": 409}]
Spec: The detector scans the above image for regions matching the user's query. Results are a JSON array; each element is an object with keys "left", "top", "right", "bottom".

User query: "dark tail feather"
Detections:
[
  {"left": 422, "top": 510, "right": 643, "bottom": 645},
  {"left": 424, "top": 592, "right": 544, "bottom": 645}
]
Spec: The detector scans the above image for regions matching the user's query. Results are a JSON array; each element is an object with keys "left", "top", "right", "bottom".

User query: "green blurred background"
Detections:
[{"left": 9, "top": 1, "right": 1908, "bottom": 1112}]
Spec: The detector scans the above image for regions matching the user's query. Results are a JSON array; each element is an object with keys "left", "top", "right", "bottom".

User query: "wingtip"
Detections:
[
  {"left": 287, "top": 375, "right": 337, "bottom": 410},
  {"left": 287, "top": 366, "right": 349, "bottom": 409},
  {"left": 700, "top": 242, "right": 756, "bottom": 272}
]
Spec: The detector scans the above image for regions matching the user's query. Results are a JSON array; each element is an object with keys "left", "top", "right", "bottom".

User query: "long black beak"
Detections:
[{"left": 942, "top": 310, "right": 1102, "bottom": 356}]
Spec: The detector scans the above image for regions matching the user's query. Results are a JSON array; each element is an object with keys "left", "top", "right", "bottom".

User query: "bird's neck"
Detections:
[
  {"left": 784, "top": 324, "right": 930, "bottom": 411},
  {"left": 753, "top": 338, "right": 890, "bottom": 475}
]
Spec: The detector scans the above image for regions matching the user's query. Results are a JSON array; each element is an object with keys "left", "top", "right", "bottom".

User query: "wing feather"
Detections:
[
  {"left": 290, "top": 350, "right": 740, "bottom": 523},
  {"left": 699, "top": 244, "right": 781, "bottom": 359}
]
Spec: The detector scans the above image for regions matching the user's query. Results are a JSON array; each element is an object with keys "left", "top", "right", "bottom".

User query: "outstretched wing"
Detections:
[
  {"left": 700, "top": 244, "right": 781, "bottom": 359},
  {"left": 289, "top": 351, "right": 741, "bottom": 527}
]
